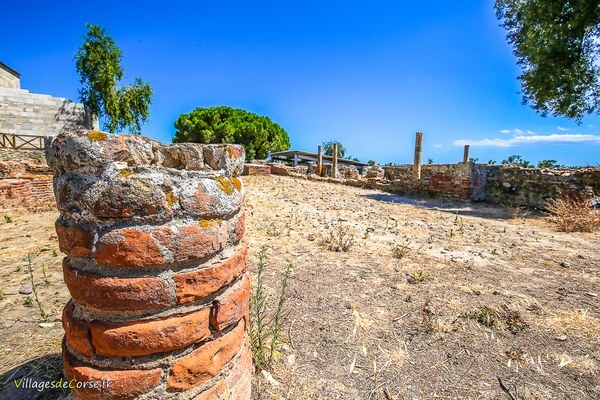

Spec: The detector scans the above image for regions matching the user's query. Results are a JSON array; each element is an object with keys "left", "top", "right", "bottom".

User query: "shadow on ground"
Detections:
[
  {"left": 0, "top": 354, "right": 69, "bottom": 400},
  {"left": 359, "top": 192, "right": 543, "bottom": 219}
]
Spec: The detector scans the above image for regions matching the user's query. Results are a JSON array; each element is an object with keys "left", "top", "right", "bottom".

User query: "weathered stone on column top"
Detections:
[{"left": 45, "top": 130, "right": 245, "bottom": 177}]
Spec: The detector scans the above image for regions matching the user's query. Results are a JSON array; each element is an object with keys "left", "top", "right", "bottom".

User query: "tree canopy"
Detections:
[
  {"left": 173, "top": 106, "right": 290, "bottom": 161},
  {"left": 495, "top": 0, "right": 600, "bottom": 120},
  {"left": 75, "top": 24, "right": 152, "bottom": 134},
  {"left": 323, "top": 141, "right": 347, "bottom": 158}
]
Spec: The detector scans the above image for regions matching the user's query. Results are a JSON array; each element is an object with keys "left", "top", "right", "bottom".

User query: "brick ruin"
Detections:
[
  {"left": 0, "top": 149, "right": 55, "bottom": 210},
  {"left": 245, "top": 161, "right": 600, "bottom": 208},
  {"left": 46, "top": 131, "right": 251, "bottom": 399}
]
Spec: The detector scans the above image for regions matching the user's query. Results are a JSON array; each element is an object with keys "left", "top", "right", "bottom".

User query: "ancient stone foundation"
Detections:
[{"left": 46, "top": 131, "right": 251, "bottom": 400}]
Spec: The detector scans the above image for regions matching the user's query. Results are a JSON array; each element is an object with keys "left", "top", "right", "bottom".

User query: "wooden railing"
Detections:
[{"left": 0, "top": 133, "right": 46, "bottom": 150}]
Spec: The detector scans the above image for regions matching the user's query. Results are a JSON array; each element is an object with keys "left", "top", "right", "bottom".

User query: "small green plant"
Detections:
[
  {"left": 391, "top": 243, "right": 410, "bottom": 259},
  {"left": 26, "top": 255, "right": 49, "bottom": 322},
  {"left": 0, "top": 290, "right": 4, "bottom": 300},
  {"left": 42, "top": 264, "right": 50, "bottom": 286},
  {"left": 52, "top": 250, "right": 58, "bottom": 257},
  {"left": 23, "top": 297, "right": 33, "bottom": 307},
  {"left": 15, "top": 265, "right": 22, "bottom": 272},
  {"left": 4, "top": 215, "right": 12, "bottom": 223},
  {"left": 250, "top": 246, "right": 293, "bottom": 371},
  {"left": 407, "top": 268, "right": 429, "bottom": 284}
]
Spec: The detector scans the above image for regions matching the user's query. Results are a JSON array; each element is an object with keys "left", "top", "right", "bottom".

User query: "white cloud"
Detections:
[
  {"left": 557, "top": 126, "right": 570, "bottom": 131},
  {"left": 454, "top": 133, "right": 600, "bottom": 147},
  {"left": 500, "top": 128, "right": 535, "bottom": 135},
  {"left": 434, "top": 144, "right": 443, "bottom": 148}
]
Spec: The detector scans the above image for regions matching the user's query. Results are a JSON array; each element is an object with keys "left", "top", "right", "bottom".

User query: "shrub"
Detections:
[
  {"left": 173, "top": 106, "right": 290, "bottom": 161},
  {"left": 546, "top": 194, "right": 600, "bottom": 232}
]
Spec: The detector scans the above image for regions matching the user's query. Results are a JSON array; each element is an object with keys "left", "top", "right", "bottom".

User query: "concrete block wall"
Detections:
[
  {"left": 46, "top": 131, "right": 251, "bottom": 400},
  {"left": 0, "top": 87, "right": 96, "bottom": 137}
]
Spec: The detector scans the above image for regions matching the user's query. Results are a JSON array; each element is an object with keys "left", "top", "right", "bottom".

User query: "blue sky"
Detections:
[{"left": 2, "top": 0, "right": 599, "bottom": 166}]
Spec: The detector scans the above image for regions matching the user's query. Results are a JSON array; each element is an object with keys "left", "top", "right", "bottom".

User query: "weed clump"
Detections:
[
  {"left": 407, "top": 268, "right": 429, "bottom": 284},
  {"left": 467, "top": 304, "right": 528, "bottom": 334},
  {"left": 319, "top": 221, "right": 355, "bottom": 252},
  {"left": 250, "top": 245, "right": 293, "bottom": 371},
  {"left": 546, "top": 194, "right": 600, "bottom": 232}
]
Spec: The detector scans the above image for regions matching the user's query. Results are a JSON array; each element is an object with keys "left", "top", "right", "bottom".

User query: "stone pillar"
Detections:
[
  {"left": 46, "top": 131, "right": 251, "bottom": 400},
  {"left": 413, "top": 132, "right": 423, "bottom": 179},
  {"left": 332, "top": 143, "right": 338, "bottom": 178},
  {"left": 317, "top": 145, "right": 323, "bottom": 176},
  {"left": 463, "top": 144, "right": 470, "bottom": 164}
]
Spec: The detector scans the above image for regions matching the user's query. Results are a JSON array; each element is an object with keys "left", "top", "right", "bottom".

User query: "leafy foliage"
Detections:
[
  {"left": 75, "top": 24, "right": 152, "bottom": 134},
  {"left": 323, "top": 140, "right": 347, "bottom": 158},
  {"left": 173, "top": 106, "right": 290, "bottom": 161},
  {"left": 495, "top": 0, "right": 600, "bottom": 120},
  {"left": 537, "top": 159, "right": 565, "bottom": 169},
  {"left": 501, "top": 154, "right": 532, "bottom": 167}
]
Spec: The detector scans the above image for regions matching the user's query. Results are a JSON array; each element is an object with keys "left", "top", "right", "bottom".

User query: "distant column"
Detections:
[
  {"left": 413, "top": 132, "right": 423, "bottom": 179},
  {"left": 332, "top": 143, "right": 338, "bottom": 178},
  {"left": 317, "top": 145, "right": 323, "bottom": 176},
  {"left": 463, "top": 145, "right": 470, "bottom": 164},
  {"left": 293, "top": 152, "right": 299, "bottom": 166}
]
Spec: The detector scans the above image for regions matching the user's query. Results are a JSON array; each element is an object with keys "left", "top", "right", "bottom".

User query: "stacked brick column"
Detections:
[{"left": 45, "top": 131, "right": 252, "bottom": 400}]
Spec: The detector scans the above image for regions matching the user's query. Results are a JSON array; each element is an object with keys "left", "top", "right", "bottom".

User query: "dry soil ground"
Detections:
[{"left": 0, "top": 175, "right": 599, "bottom": 399}]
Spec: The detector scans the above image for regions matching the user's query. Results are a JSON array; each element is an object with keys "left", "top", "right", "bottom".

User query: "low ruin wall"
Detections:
[
  {"left": 485, "top": 166, "right": 600, "bottom": 208},
  {"left": 245, "top": 161, "right": 599, "bottom": 207},
  {"left": 46, "top": 131, "right": 251, "bottom": 400},
  {"left": 0, "top": 148, "right": 54, "bottom": 210}
]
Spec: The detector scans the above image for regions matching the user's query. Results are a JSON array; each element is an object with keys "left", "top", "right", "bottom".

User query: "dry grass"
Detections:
[
  {"left": 546, "top": 195, "right": 600, "bottom": 232},
  {"left": 545, "top": 308, "right": 600, "bottom": 341}
]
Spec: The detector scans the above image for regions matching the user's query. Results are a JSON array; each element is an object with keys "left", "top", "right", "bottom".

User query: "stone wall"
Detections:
[
  {"left": 0, "top": 148, "right": 54, "bottom": 210},
  {"left": 485, "top": 166, "right": 600, "bottom": 208},
  {"left": 382, "top": 164, "right": 474, "bottom": 200},
  {"left": 0, "top": 66, "right": 20, "bottom": 89},
  {"left": 47, "top": 131, "right": 251, "bottom": 400},
  {"left": 0, "top": 87, "right": 97, "bottom": 137}
]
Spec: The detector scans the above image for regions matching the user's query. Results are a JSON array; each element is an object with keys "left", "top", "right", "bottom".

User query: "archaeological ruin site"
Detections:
[{"left": 1, "top": 5, "right": 600, "bottom": 398}]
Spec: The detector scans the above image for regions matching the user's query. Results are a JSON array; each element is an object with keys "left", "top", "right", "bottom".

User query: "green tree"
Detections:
[
  {"left": 502, "top": 154, "right": 533, "bottom": 167},
  {"left": 537, "top": 159, "right": 565, "bottom": 168},
  {"left": 488, "top": 159, "right": 497, "bottom": 165},
  {"left": 173, "top": 106, "right": 290, "bottom": 161},
  {"left": 495, "top": 0, "right": 600, "bottom": 120},
  {"left": 75, "top": 24, "right": 152, "bottom": 134},
  {"left": 323, "top": 141, "right": 346, "bottom": 158}
]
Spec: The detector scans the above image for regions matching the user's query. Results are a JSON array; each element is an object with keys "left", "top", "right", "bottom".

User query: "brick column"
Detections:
[{"left": 46, "top": 131, "right": 252, "bottom": 400}]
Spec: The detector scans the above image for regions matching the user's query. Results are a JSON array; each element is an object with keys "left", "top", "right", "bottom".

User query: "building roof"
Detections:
[
  {"left": 0, "top": 62, "right": 21, "bottom": 78},
  {"left": 270, "top": 149, "right": 369, "bottom": 167}
]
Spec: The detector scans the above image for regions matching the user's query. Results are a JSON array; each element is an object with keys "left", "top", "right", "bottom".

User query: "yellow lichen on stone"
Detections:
[
  {"left": 214, "top": 177, "right": 238, "bottom": 195},
  {"left": 87, "top": 130, "right": 107, "bottom": 141},
  {"left": 165, "top": 191, "right": 178, "bottom": 207},
  {"left": 118, "top": 169, "right": 135, "bottom": 179},
  {"left": 232, "top": 177, "right": 242, "bottom": 192},
  {"left": 198, "top": 219, "right": 222, "bottom": 228}
]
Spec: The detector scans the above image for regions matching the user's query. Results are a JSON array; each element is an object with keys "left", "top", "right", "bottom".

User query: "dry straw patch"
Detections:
[
  {"left": 545, "top": 308, "right": 600, "bottom": 341},
  {"left": 546, "top": 195, "right": 600, "bottom": 232}
]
